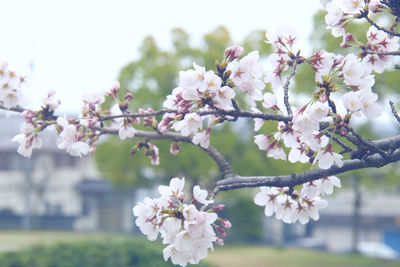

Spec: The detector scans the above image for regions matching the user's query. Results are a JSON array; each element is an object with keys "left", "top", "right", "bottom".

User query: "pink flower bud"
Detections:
[
  {"left": 217, "top": 226, "right": 226, "bottom": 237},
  {"left": 124, "top": 93, "right": 133, "bottom": 101},
  {"left": 22, "top": 110, "right": 35, "bottom": 121},
  {"left": 89, "top": 144, "right": 97, "bottom": 153},
  {"left": 170, "top": 142, "right": 180, "bottom": 155},
  {"left": 177, "top": 192, "right": 185, "bottom": 202},
  {"left": 219, "top": 218, "right": 232, "bottom": 229},
  {"left": 345, "top": 33, "right": 354, "bottom": 42},
  {"left": 340, "top": 42, "right": 351, "bottom": 48},
  {"left": 108, "top": 81, "right": 120, "bottom": 98},
  {"left": 211, "top": 204, "right": 225, "bottom": 212},
  {"left": 319, "top": 93, "right": 328, "bottom": 103},
  {"left": 224, "top": 45, "right": 244, "bottom": 61},
  {"left": 369, "top": 2, "right": 384, "bottom": 13},
  {"left": 215, "top": 237, "right": 224, "bottom": 246}
]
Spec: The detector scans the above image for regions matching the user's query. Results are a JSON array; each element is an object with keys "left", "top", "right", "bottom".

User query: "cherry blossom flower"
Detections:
[
  {"left": 193, "top": 185, "right": 213, "bottom": 205},
  {"left": 363, "top": 26, "right": 400, "bottom": 73},
  {"left": 325, "top": 2, "right": 346, "bottom": 37},
  {"left": 56, "top": 117, "right": 89, "bottom": 157},
  {"left": 192, "top": 128, "right": 210, "bottom": 148},
  {"left": 254, "top": 134, "right": 269, "bottom": 150},
  {"left": 359, "top": 90, "right": 382, "bottom": 118},
  {"left": 343, "top": 0, "right": 363, "bottom": 13},
  {"left": 265, "top": 28, "right": 297, "bottom": 50},
  {"left": 229, "top": 51, "right": 264, "bottom": 102},
  {"left": 12, "top": 122, "right": 43, "bottom": 157},
  {"left": 172, "top": 113, "right": 202, "bottom": 137},
  {"left": 158, "top": 177, "right": 185, "bottom": 199},
  {"left": 296, "top": 196, "right": 328, "bottom": 224},
  {"left": 262, "top": 92, "right": 277, "bottom": 109},
  {"left": 41, "top": 90, "right": 60, "bottom": 110},
  {"left": 310, "top": 50, "right": 335, "bottom": 82},
  {"left": 301, "top": 176, "right": 341, "bottom": 198},
  {"left": 341, "top": 54, "right": 374, "bottom": 89},
  {"left": 251, "top": 107, "right": 265, "bottom": 131},
  {"left": 254, "top": 186, "right": 328, "bottom": 224},
  {"left": 267, "top": 145, "right": 286, "bottom": 161},
  {"left": 314, "top": 144, "right": 343, "bottom": 169},
  {"left": 307, "top": 101, "right": 330, "bottom": 121},
  {"left": 288, "top": 143, "right": 310, "bottom": 163},
  {"left": 118, "top": 124, "right": 137, "bottom": 140},
  {"left": 210, "top": 85, "right": 235, "bottom": 110},
  {"left": 343, "top": 90, "right": 362, "bottom": 112}
]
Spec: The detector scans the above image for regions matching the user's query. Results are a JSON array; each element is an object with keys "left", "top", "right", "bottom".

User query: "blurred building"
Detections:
[
  {"left": 0, "top": 114, "right": 134, "bottom": 232},
  {"left": 262, "top": 184, "right": 400, "bottom": 254}
]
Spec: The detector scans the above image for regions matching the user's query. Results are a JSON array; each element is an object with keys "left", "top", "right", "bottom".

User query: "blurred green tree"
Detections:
[{"left": 94, "top": 26, "right": 310, "bottom": 242}]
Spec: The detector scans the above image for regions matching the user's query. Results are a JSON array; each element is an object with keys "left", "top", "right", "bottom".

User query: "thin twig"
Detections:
[
  {"left": 390, "top": 100, "right": 400, "bottom": 124},
  {"left": 282, "top": 60, "right": 298, "bottom": 115},
  {"left": 0, "top": 104, "right": 26, "bottom": 113},
  {"left": 96, "top": 126, "right": 233, "bottom": 178},
  {"left": 363, "top": 13, "right": 400, "bottom": 37},
  {"left": 324, "top": 131, "right": 355, "bottom": 153},
  {"left": 364, "top": 50, "right": 400, "bottom": 56}
]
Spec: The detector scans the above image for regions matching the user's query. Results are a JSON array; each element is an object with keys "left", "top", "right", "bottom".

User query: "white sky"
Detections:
[{"left": 0, "top": 0, "right": 322, "bottom": 112}]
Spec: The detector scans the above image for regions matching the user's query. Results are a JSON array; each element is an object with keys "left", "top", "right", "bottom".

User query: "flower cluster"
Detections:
[
  {"left": 0, "top": 62, "right": 27, "bottom": 109},
  {"left": 133, "top": 177, "right": 230, "bottom": 267},
  {"left": 160, "top": 47, "right": 267, "bottom": 148},
  {"left": 12, "top": 89, "right": 62, "bottom": 157},
  {"left": 12, "top": 110, "right": 43, "bottom": 157},
  {"left": 363, "top": 26, "right": 400, "bottom": 73},
  {"left": 56, "top": 117, "right": 90, "bottom": 157},
  {"left": 254, "top": 176, "right": 341, "bottom": 224}
]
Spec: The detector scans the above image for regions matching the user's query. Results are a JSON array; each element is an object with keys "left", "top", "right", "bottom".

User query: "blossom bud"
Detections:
[
  {"left": 89, "top": 144, "right": 97, "bottom": 153},
  {"left": 345, "top": 33, "right": 354, "bottom": 42},
  {"left": 217, "top": 226, "right": 226, "bottom": 237},
  {"left": 107, "top": 81, "right": 120, "bottom": 98},
  {"left": 177, "top": 192, "right": 185, "bottom": 202},
  {"left": 219, "top": 218, "right": 232, "bottom": 229},
  {"left": 170, "top": 142, "right": 180, "bottom": 155},
  {"left": 130, "top": 146, "right": 138, "bottom": 155},
  {"left": 124, "top": 93, "right": 133, "bottom": 101},
  {"left": 340, "top": 42, "right": 351, "bottom": 48},
  {"left": 211, "top": 204, "right": 225, "bottom": 212},
  {"left": 319, "top": 93, "right": 328, "bottom": 103},
  {"left": 224, "top": 45, "right": 244, "bottom": 61},
  {"left": 215, "top": 237, "right": 224, "bottom": 246},
  {"left": 22, "top": 110, "right": 35, "bottom": 121},
  {"left": 369, "top": 2, "right": 384, "bottom": 13}
]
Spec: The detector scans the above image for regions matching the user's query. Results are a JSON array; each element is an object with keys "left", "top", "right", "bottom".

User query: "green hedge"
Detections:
[{"left": 0, "top": 238, "right": 217, "bottom": 267}]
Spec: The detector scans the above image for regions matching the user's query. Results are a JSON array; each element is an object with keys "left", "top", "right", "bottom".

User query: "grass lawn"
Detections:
[
  {"left": 0, "top": 231, "right": 126, "bottom": 252},
  {"left": 0, "top": 231, "right": 399, "bottom": 267},
  {"left": 206, "top": 245, "right": 400, "bottom": 267}
]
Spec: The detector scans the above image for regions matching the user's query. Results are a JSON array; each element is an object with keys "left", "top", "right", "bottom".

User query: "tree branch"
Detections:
[
  {"left": 101, "top": 109, "right": 293, "bottom": 123},
  {"left": 365, "top": 50, "right": 400, "bottom": 56},
  {"left": 0, "top": 104, "right": 26, "bottom": 113},
  {"left": 96, "top": 126, "right": 233, "bottom": 178},
  {"left": 216, "top": 147, "right": 400, "bottom": 191}
]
